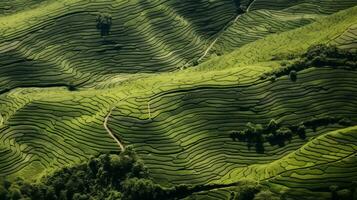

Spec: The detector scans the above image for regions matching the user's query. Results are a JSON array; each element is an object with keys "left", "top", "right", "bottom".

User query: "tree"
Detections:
[
  {"left": 296, "top": 124, "right": 306, "bottom": 139},
  {"left": 73, "top": 193, "right": 88, "bottom": 200},
  {"left": 253, "top": 190, "right": 280, "bottom": 200},
  {"left": 276, "top": 127, "right": 292, "bottom": 138},
  {"left": 96, "top": 13, "right": 112, "bottom": 36},
  {"left": 246, "top": 122, "right": 263, "bottom": 135},
  {"left": 192, "top": 60, "right": 199, "bottom": 66},
  {"left": 122, "top": 178, "right": 158, "bottom": 200},
  {"left": 10, "top": 188, "right": 22, "bottom": 200},
  {"left": 45, "top": 186, "right": 57, "bottom": 200},
  {"left": 131, "top": 160, "right": 148, "bottom": 178},
  {"left": 235, "top": 184, "right": 260, "bottom": 200},
  {"left": 88, "top": 157, "right": 100, "bottom": 174},
  {"left": 233, "top": 0, "right": 244, "bottom": 13},
  {"left": 289, "top": 70, "right": 297, "bottom": 81},
  {"left": 330, "top": 185, "right": 339, "bottom": 200},
  {"left": 58, "top": 190, "right": 67, "bottom": 200},
  {"left": 0, "top": 183, "right": 8, "bottom": 200},
  {"left": 337, "top": 189, "right": 352, "bottom": 200},
  {"left": 339, "top": 118, "right": 352, "bottom": 126},
  {"left": 267, "top": 119, "right": 279, "bottom": 132},
  {"left": 105, "top": 190, "right": 122, "bottom": 200},
  {"left": 67, "top": 85, "right": 77, "bottom": 91}
]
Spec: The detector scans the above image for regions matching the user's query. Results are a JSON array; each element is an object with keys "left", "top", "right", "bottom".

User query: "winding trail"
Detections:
[
  {"left": 197, "top": 0, "right": 256, "bottom": 62},
  {"left": 104, "top": 107, "right": 125, "bottom": 151},
  {"left": 197, "top": 14, "right": 242, "bottom": 62},
  {"left": 246, "top": 0, "right": 256, "bottom": 12}
]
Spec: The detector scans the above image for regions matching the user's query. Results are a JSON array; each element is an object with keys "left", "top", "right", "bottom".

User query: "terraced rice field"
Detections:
[
  {"left": 1, "top": 0, "right": 357, "bottom": 199},
  {"left": 209, "top": 0, "right": 357, "bottom": 58}
]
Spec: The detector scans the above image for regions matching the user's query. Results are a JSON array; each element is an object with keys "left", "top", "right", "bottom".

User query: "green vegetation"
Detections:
[
  {"left": 0, "top": 147, "right": 161, "bottom": 200},
  {"left": 262, "top": 44, "right": 357, "bottom": 80},
  {"left": 96, "top": 13, "right": 112, "bottom": 36},
  {"left": 0, "top": 1, "right": 357, "bottom": 200},
  {"left": 230, "top": 116, "right": 352, "bottom": 152}
]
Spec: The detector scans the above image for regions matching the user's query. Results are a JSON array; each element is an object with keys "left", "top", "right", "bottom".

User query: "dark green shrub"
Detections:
[
  {"left": 96, "top": 13, "right": 112, "bottom": 36},
  {"left": 269, "top": 75, "right": 276, "bottom": 82},
  {"left": 275, "top": 127, "right": 292, "bottom": 137},
  {"left": 253, "top": 190, "right": 280, "bottom": 200},
  {"left": 289, "top": 70, "right": 297, "bottom": 81},
  {"left": 105, "top": 190, "right": 122, "bottom": 200},
  {"left": 45, "top": 186, "right": 57, "bottom": 200},
  {"left": 235, "top": 184, "right": 260, "bottom": 200},
  {"left": 330, "top": 185, "right": 339, "bottom": 200},
  {"left": 246, "top": 122, "right": 263, "bottom": 135},
  {"left": 0, "top": 184, "right": 8, "bottom": 200},
  {"left": 10, "top": 188, "right": 21, "bottom": 200},
  {"left": 122, "top": 178, "right": 159, "bottom": 200},
  {"left": 339, "top": 118, "right": 352, "bottom": 126},
  {"left": 67, "top": 85, "right": 77, "bottom": 91},
  {"left": 73, "top": 193, "right": 88, "bottom": 200},
  {"left": 230, "top": 192, "right": 236, "bottom": 200},
  {"left": 267, "top": 119, "right": 279, "bottom": 132},
  {"left": 337, "top": 189, "right": 352, "bottom": 200},
  {"left": 296, "top": 124, "right": 306, "bottom": 139},
  {"left": 58, "top": 190, "right": 67, "bottom": 200}
]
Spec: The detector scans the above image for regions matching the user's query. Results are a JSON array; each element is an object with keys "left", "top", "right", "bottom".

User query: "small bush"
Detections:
[
  {"left": 338, "top": 118, "right": 352, "bottom": 126},
  {"left": 253, "top": 190, "right": 280, "bottom": 200},
  {"left": 296, "top": 124, "right": 306, "bottom": 139},
  {"left": 269, "top": 75, "right": 276, "bottom": 82},
  {"left": 67, "top": 85, "right": 77, "bottom": 91},
  {"left": 267, "top": 119, "right": 279, "bottom": 132},
  {"left": 289, "top": 70, "right": 297, "bottom": 81},
  {"left": 337, "top": 189, "right": 352, "bottom": 200},
  {"left": 96, "top": 13, "right": 112, "bottom": 36},
  {"left": 192, "top": 60, "right": 199, "bottom": 66},
  {"left": 275, "top": 127, "right": 292, "bottom": 137}
]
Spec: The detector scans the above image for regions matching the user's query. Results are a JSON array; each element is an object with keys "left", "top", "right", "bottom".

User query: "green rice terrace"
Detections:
[{"left": 0, "top": 0, "right": 357, "bottom": 199}]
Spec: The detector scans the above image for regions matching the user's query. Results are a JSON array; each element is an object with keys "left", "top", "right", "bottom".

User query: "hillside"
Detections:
[{"left": 1, "top": 1, "right": 357, "bottom": 200}]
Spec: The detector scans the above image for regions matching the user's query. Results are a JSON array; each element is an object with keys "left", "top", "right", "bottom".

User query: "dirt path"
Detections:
[
  {"left": 104, "top": 107, "right": 125, "bottom": 151},
  {"left": 197, "top": 0, "right": 256, "bottom": 62},
  {"left": 197, "top": 14, "right": 242, "bottom": 62},
  {"left": 246, "top": 0, "right": 256, "bottom": 12}
]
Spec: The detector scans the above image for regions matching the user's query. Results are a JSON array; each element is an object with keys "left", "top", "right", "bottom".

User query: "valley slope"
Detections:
[{"left": 1, "top": 1, "right": 357, "bottom": 199}]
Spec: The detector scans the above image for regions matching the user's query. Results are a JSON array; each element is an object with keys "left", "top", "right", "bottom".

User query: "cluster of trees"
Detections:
[
  {"left": 230, "top": 119, "right": 293, "bottom": 152},
  {"left": 0, "top": 146, "right": 169, "bottom": 200},
  {"left": 3, "top": 147, "right": 266, "bottom": 200},
  {"left": 262, "top": 44, "right": 357, "bottom": 81},
  {"left": 304, "top": 44, "right": 357, "bottom": 67},
  {"left": 330, "top": 184, "right": 357, "bottom": 200},
  {"left": 227, "top": 180, "right": 281, "bottom": 200},
  {"left": 230, "top": 116, "right": 352, "bottom": 152},
  {"left": 1, "top": 147, "right": 356, "bottom": 199},
  {"left": 96, "top": 13, "right": 112, "bottom": 36},
  {"left": 228, "top": 181, "right": 357, "bottom": 200}
]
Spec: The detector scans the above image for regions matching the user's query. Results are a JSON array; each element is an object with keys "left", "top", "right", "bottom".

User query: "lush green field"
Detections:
[{"left": 1, "top": 0, "right": 357, "bottom": 199}]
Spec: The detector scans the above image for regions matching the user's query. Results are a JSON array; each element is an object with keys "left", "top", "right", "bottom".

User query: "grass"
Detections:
[
  {"left": 0, "top": 0, "right": 237, "bottom": 91},
  {"left": 0, "top": 1, "right": 357, "bottom": 199},
  {"left": 195, "top": 6, "right": 357, "bottom": 71}
]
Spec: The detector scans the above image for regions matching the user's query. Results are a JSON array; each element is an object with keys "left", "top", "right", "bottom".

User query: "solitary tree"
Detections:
[
  {"left": 289, "top": 70, "right": 297, "bottom": 82},
  {"left": 267, "top": 119, "right": 279, "bottom": 132},
  {"left": 96, "top": 13, "right": 112, "bottom": 36}
]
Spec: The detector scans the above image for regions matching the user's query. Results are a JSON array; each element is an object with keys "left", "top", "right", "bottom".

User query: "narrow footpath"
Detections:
[{"left": 104, "top": 107, "right": 125, "bottom": 151}]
